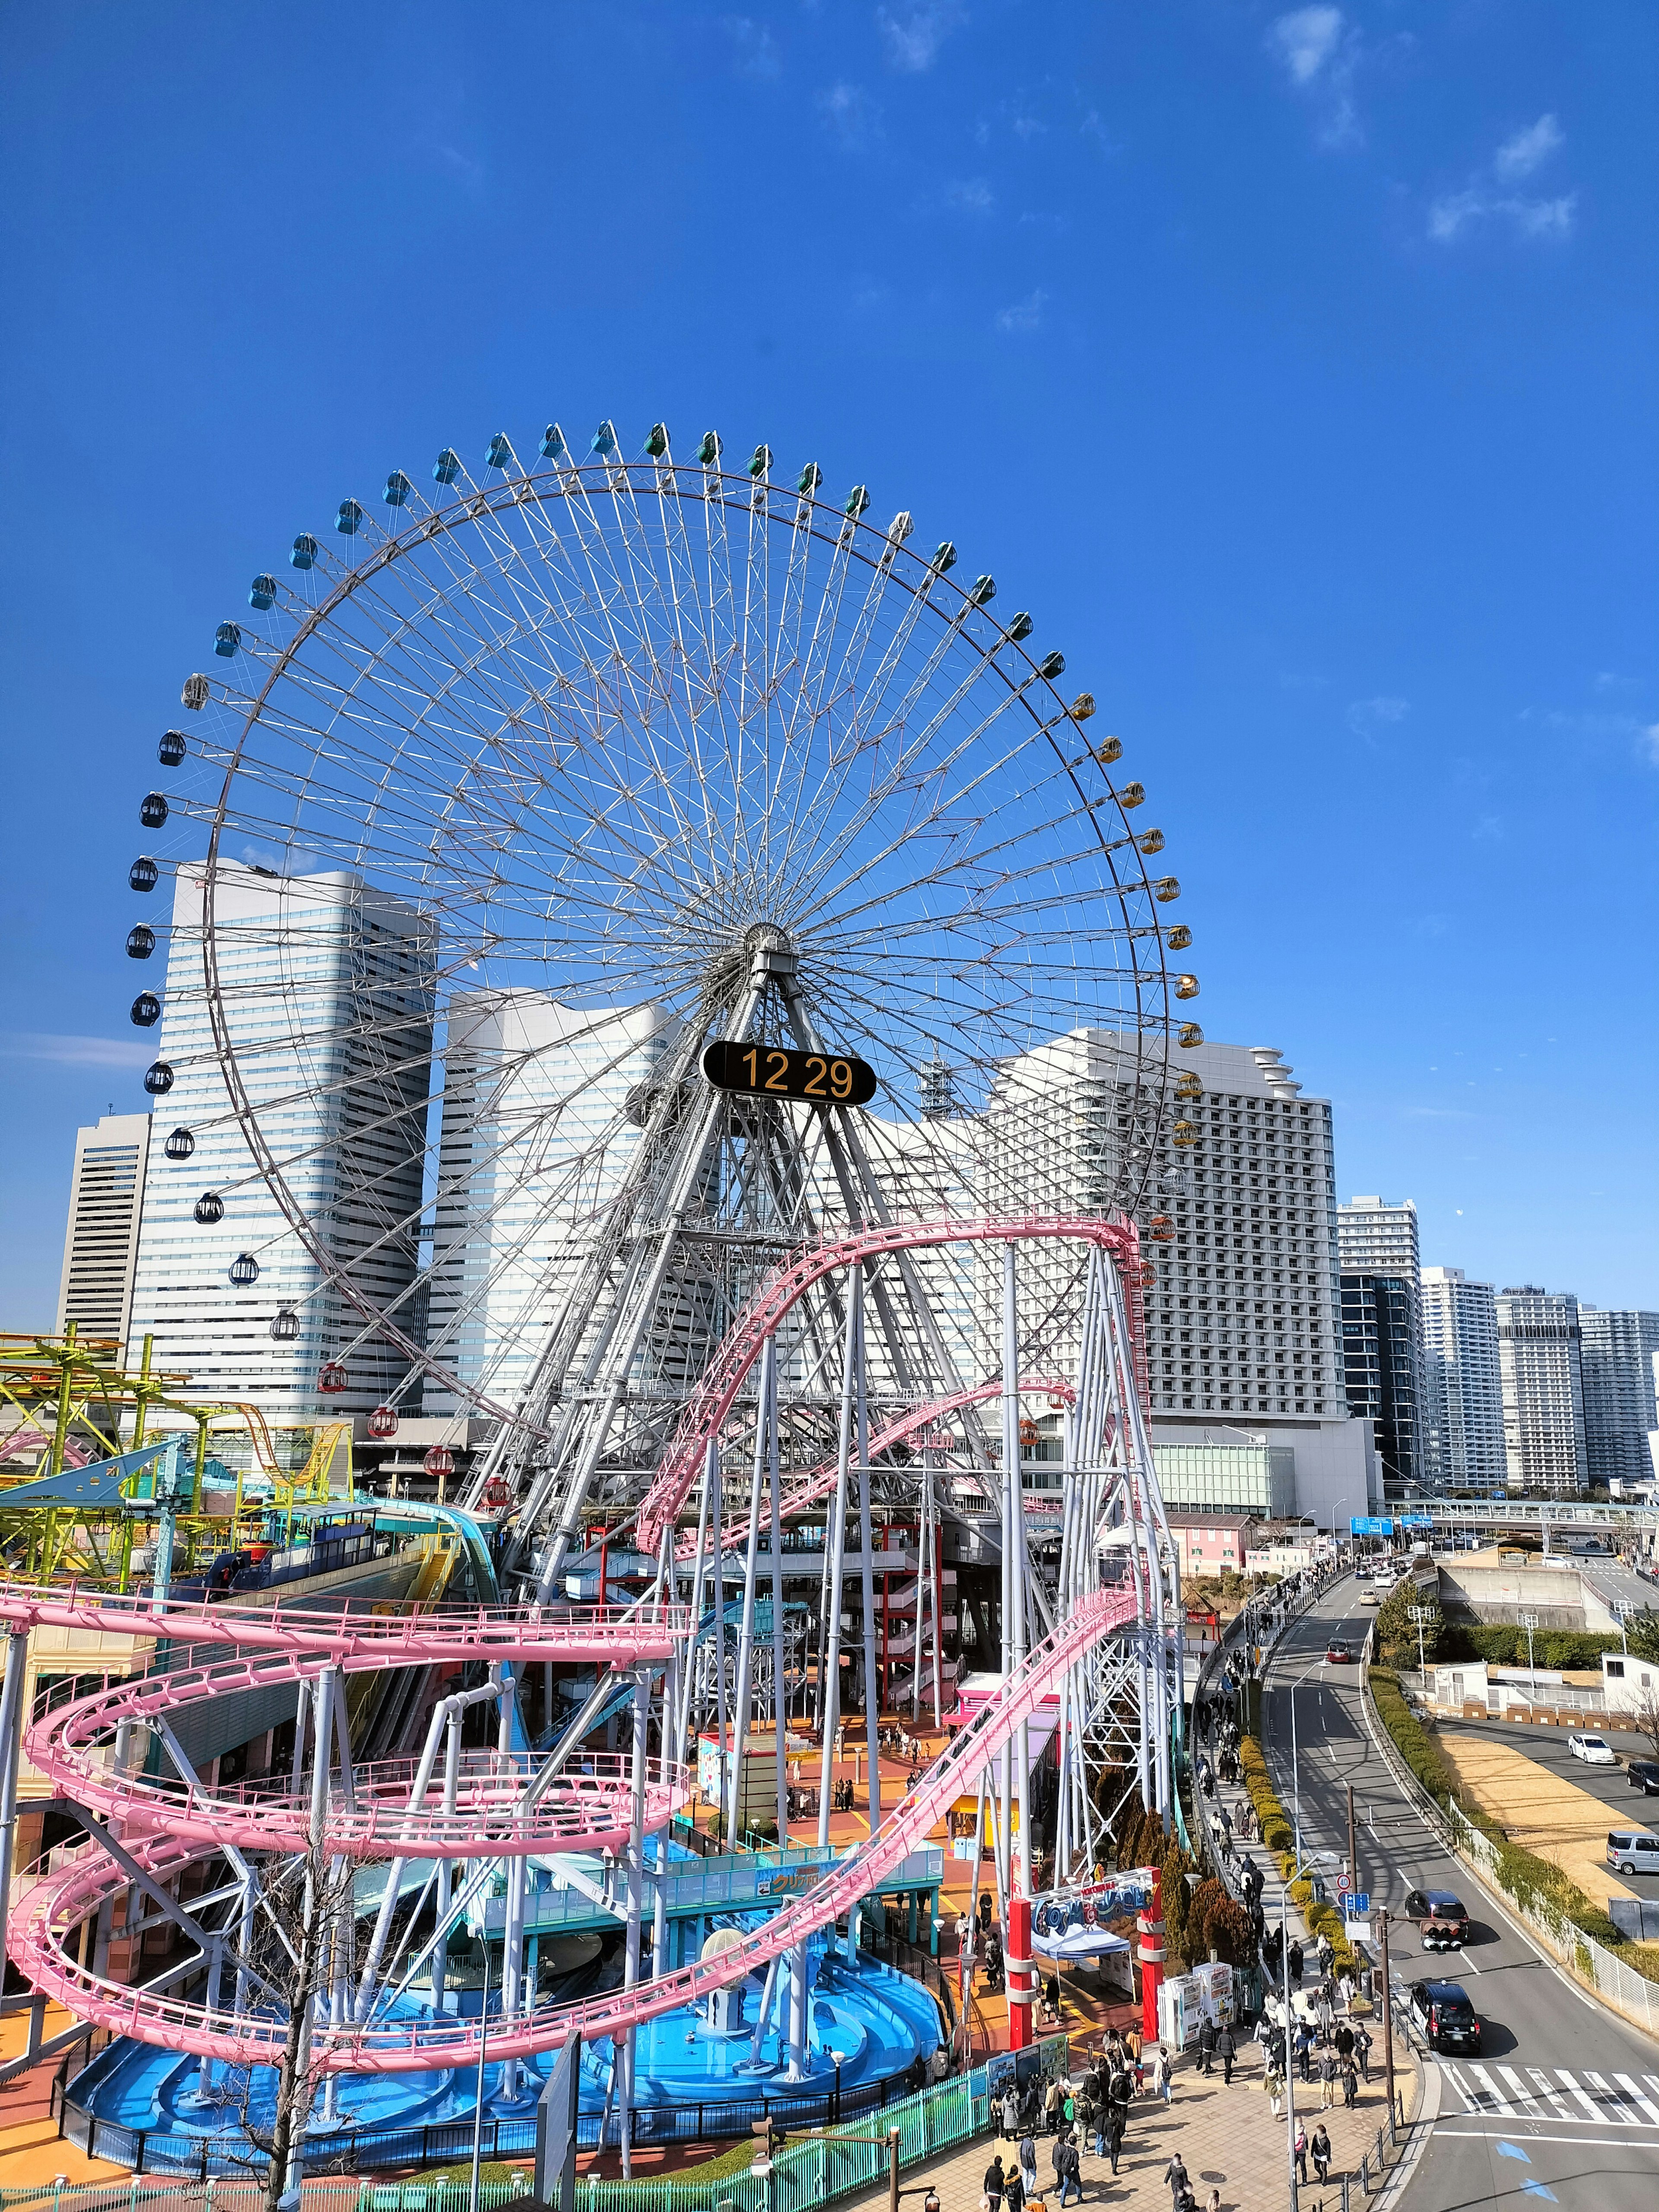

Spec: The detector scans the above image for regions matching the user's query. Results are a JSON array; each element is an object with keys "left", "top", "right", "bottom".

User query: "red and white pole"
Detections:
[
  {"left": 1137, "top": 1867, "right": 1165, "bottom": 2043},
  {"left": 1007, "top": 1891, "right": 1035, "bottom": 2051}
]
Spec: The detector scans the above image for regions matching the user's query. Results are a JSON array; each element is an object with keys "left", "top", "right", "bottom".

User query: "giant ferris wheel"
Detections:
[{"left": 127, "top": 419, "right": 1198, "bottom": 1591}]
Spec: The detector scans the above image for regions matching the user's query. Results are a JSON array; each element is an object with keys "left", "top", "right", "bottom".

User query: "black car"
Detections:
[
  {"left": 1409, "top": 1980, "right": 1481, "bottom": 2053},
  {"left": 1628, "top": 1760, "right": 1659, "bottom": 1796},
  {"left": 1405, "top": 1888, "right": 1470, "bottom": 1944}
]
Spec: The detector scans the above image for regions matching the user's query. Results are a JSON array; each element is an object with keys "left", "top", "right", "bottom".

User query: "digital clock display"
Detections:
[{"left": 701, "top": 1039, "right": 878, "bottom": 1106}]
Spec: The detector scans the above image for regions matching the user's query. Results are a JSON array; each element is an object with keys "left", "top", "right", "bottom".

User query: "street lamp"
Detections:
[{"left": 1519, "top": 1610, "right": 1540, "bottom": 1677}]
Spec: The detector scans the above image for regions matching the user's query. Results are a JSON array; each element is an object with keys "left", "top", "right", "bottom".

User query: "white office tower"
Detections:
[
  {"left": 1496, "top": 1286, "right": 1588, "bottom": 1496},
  {"left": 983, "top": 1032, "right": 1371, "bottom": 1521},
  {"left": 1338, "top": 1196, "right": 1423, "bottom": 1284},
  {"left": 56, "top": 1113, "right": 152, "bottom": 1345},
  {"left": 1578, "top": 1308, "right": 1659, "bottom": 1492},
  {"left": 130, "top": 865, "right": 435, "bottom": 1416},
  {"left": 1419, "top": 1267, "right": 1506, "bottom": 1493},
  {"left": 424, "top": 992, "right": 677, "bottom": 1416}
]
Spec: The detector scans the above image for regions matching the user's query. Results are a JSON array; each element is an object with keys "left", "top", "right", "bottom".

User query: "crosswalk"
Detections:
[{"left": 1441, "top": 2062, "right": 1659, "bottom": 2129}]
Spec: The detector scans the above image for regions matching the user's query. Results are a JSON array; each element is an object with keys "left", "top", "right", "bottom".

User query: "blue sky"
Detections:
[{"left": 1, "top": 0, "right": 1655, "bottom": 1327}]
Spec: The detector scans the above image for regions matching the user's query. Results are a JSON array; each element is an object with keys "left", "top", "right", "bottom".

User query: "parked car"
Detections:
[
  {"left": 1627, "top": 1760, "right": 1659, "bottom": 1796},
  {"left": 1404, "top": 1888, "right": 1469, "bottom": 1942},
  {"left": 1326, "top": 1640, "right": 1354, "bottom": 1664},
  {"left": 1569, "top": 1732, "right": 1618, "bottom": 1766},
  {"left": 1409, "top": 1980, "right": 1481, "bottom": 2053},
  {"left": 1606, "top": 1828, "right": 1659, "bottom": 1876}
]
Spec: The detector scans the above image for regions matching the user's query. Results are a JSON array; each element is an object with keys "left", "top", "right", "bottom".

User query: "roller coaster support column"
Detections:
[
  {"left": 817, "top": 1285, "right": 858, "bottom": 1850},
  {"left": 620, "top": 1669, "right": 650, "bottom": 2177},
  {"left": 1003, "top": 1245, "right": 1032, "bottom": 1897},
  {"left": 1006, "top": 1892, "right": 1034, "bottom": 2053},
  {"left": 0, "top": 1630, "right": 30, "bottom": 1981},
  {"left": 766, "top": 1340, "right": 788, "bottom": 1821},
  {"left": 284, "top": 1662, "right": 338, "bottom": 2203},
  {"left": 851, "top": 1270, "right": 881, "bottom": 1831},
  {"left": 728, "top": 1340, "right": 769, "bottom": 1843}
]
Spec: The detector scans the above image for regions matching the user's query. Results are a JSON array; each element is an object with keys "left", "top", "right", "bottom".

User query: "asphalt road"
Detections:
[
  {"left": 1259, "top": 1577, "right": 1659, "bottom": 2212},
  {"left": 1433, "top": 1718, "right": 1659, "bottom": 1897}
]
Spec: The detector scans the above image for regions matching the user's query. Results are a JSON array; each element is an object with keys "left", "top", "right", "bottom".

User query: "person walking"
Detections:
[
  {"left": 1151, "top": 2042, "right": 1174, "bottom": 2106},
  {"left": 1162, "top": 2152, "right": 1190, "bottom": 2203},
  {"left": 984, "top": 2153, "right": 1007, "bottom": 2212},
  {"left": 1342, "top": 2059, "right": 1359, "bottom": 2108},
  {"left": 1294, "top": 2124, "right": 1309, "bottom": 2187},
  {"left": 1288, "top": 1939, "right": 1305, "bottom": 1989},
  {"left": 1005, "top": 2168, "right": 1026, "bottom": 2212},
  {"left": 1019, "top": 2132, "right": 1039, "bottom": 2202},
  {"left": 1355, "top": 2023, "right": 1373, "bottom": 2084},
  {"left": 1197, "top": 2016, "right": 1217, "bottom": 2077},
  {"left": 1055, "top": 2131, "right": 1084, "bottom": 2208},
  {"left": 1311, "top": 2123, "right": 1332, "bottom": 2185},
  {"left": 1003, "top": 2088, "right": 1021, "bottom": 2141},
  {"left": 1046, "top": 2077, "right": 1066, "bottom": 2135},
  {"left": 1319, "top": 2051, "right": 1338, "bottom": 2110},
  {"left": 1216, "top": 2024, "right": 1237, "bottom": 2086},
  {"left": 1103, "top": 2104, "right": 1125, "bottom": 2178},
  {"left": 1264, "top": 2060, "right": 1284, "bottom": 2120},
  {"left": 1334, "top": 2020, "right": 1355, "bottom": 2066}
]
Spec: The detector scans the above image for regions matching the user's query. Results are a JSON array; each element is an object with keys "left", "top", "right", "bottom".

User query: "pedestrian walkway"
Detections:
[{"left": 830, "top": 2040, "right": 1414, "bottom": 2212}]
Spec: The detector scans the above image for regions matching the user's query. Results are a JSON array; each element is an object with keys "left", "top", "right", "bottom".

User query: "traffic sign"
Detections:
[
  {"left": 1336, "top": 1890, "right": 1370, "bottom": 1916},
  {"left": 1350, "top": 1515, "right": 1393, "bottom": 1537}
]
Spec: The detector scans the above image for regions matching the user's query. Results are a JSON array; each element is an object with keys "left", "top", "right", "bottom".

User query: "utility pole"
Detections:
[
  {"left": 1408, "top": 1604, "right": 1437, "bottom": 1678},
  {"left": 1519, "top": 1609, "right": 1539, "bottom": 1678},
  {"left": 1347, "top": 1783, "right": 1358, "bottom": 1903},
  {"left": 1378, "top": 1909, "right": 1396, "bottom": 2120}
]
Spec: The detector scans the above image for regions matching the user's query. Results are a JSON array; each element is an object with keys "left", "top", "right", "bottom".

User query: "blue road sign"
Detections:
[{"left": 1350, "top": 1515, "right": 1393, "bottom": 1537}]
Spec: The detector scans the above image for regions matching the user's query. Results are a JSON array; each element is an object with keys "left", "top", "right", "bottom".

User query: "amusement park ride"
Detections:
[{"left": 2, "top": 421, "right": 1201, "bottom": 2183}]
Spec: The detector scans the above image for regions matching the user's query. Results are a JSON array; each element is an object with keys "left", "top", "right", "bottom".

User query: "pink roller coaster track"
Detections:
[
  {"left": 14, "top": 1585, "right": 1138, "bottom": 2072},
  {"left": 677, "top": 1376, "right": 1077, "bottom": 1562},
  {"left": 6, "top": 1212, "right": 1146, "bottom": 2079},
  {"left": 641, "top": 1212, "right": 1142, "bottom": 1557}
]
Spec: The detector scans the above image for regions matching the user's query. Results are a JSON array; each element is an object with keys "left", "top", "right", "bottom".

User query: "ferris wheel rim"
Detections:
[{"left": 161, "top": 434, "right": 1182, "bottom": 1427}]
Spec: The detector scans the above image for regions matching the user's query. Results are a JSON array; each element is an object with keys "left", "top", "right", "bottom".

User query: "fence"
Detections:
[{"left": 38, "top": 2046, "right": 1066, "bottom": 2212}]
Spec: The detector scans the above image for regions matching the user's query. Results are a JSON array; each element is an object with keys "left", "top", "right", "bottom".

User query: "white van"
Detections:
[{"left": 1606, "top": 1829, "right": 1659, "bottom": 1876}]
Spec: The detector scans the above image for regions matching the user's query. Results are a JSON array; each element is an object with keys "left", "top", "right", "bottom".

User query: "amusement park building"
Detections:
[
  {"left": 56, "top": 1112, "right": 151, "bottom": 1346},
  {"left": 1577, "top": 1306, "right": 1659, "bottom": 1492},
  {"left": 1419, "top": 1266, "right": 1506, "bottom": 1494},
  {"left": 1497, "top": 1285, "right": 1589, "bottom": 1496},
  {"left": 127, "top": 864, "right": 435, "bottom": 1417}
]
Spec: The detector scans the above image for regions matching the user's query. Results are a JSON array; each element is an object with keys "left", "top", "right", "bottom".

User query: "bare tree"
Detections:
[{"left": 1628, "top": 1685, "right": 1659, "bottom": 1765}]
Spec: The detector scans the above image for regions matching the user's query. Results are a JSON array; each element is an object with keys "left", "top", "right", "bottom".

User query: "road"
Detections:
[
  {"left": 1259, "top": 1577, "right": 1659, "bottom": 2212},
  {"left": 1433, "top": 1718, "right": 1659, "bottom": 1899}
]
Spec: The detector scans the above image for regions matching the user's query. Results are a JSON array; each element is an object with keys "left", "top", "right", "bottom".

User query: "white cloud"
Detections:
[
  {"left": 1430, "top": 186, "right": 1576, "bottom": 244},
  {"left": 0, "top": 1033, "right": 154, "bottom": 1070},
  {"left": 1644, "top": 721, "right": 1659, "bottom": 764},
  {"left": 723, "top": 16, "right": 782, "bottom": 79},
  {"left": 995, "top": 287, "right": 1048, "bottom": 334},
  {"left": 1269, "top": 6, "right": 1344, "bottom": 86},
  {"left": 944, "top": 177, "right": 994, "bottom": 213},
  {"left": 877, "top": 3, "right": 965, "bottom": 73},
  {"left": 817, "top": 81, "right": 879, "bottom": 149},
  {"left": 1494, "top": 113, "right": 1563, "bottom": 182},
  {"left": 1431, "top": 118, "right": 1576, "bottom": 244},
  {"left": 1346, "top": 695, "right": 1411, "bottom": 739},
  {"left": 1267, "top": 7, "right": 1360, "bottom": 146}
]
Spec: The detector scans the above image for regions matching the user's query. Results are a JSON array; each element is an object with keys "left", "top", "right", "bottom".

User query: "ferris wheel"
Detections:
[{"left": 126, "top": 419, "right": 1197, "bottom": 1550}]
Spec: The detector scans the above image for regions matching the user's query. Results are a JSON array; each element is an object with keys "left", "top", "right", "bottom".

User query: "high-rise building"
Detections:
[
  {"left": 982, "top": 1031, "right": 1373, "bottom": 1524},
  {"left": 1338, "top": 1197, "right": 1423, "bottom": 1284},
  {"left": 1419, "top": 1267, "right": 1505, "bottom": 1494},
  {"left": 129, "top": 864, "right": 435, "bottom": 1417},
  {"left": 423, "top": 990, "right": 675, "bottom": 1416},
  {"left": 1496, "top": 1285, "right": 1587, "bottom": 1497},
  {"left": 55, "top": 1113, "right": 152, "bottom": 1346},
  {"left": 1578, "top": 1308, "right": 1659, "bottom": 1493},
  {"left": 1339, "top": 1273, "right": 1421, "bottom": 1496}
]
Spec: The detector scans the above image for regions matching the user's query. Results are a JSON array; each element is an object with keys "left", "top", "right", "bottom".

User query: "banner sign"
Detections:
[
  {"left": 1350, "top": 1515, "right": 1394, "bottom": 1537},
  {"left": 1032, "top": 1870, "right": 1154, "bottom": 1936}
]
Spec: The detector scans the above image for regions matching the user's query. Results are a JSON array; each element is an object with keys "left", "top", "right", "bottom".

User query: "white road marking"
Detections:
[
  {"left": 1615, "top": 2072, "right": 1659, "bottom": 2125},
  {"left": 1527, "top": 2067, "right": 1572, "bottom": 2120},
  {"left": 1496, "top": 2066, "right": 1543, "bottom": 2117},
  {"left": 1469, "top": 2064, "right": 1515, "bottom": 2116},
  {"left": 1557, "top": 2068, "right": 1606, "bottom": 2121},
  {"left": 1435, "top": 2129, "right": 1659, "bottom": 2151}
]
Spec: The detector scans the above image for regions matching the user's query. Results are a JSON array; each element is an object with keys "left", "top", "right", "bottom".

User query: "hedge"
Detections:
[
  {"left": 1236, "top": 1735, "right": 1358, "bottom": 1976},
  {"left": 1367, "top": 1666, "right": 1659, "bottom": 1986},
  {"left": 1437, "top": 1622, "right": 1628, "bottom": 1671}
]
